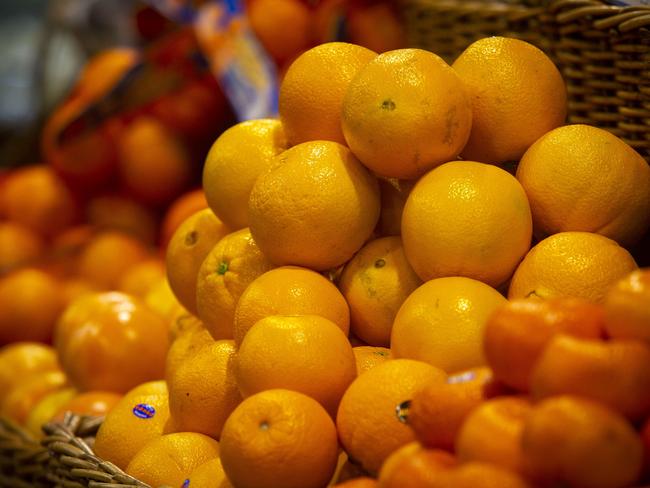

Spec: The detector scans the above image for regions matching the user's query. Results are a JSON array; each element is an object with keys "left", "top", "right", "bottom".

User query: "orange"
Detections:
[
  {"left": 334, "top": 477, "right": 378, "bottom": 488},
  {"left": 220, "top": 389, "right": 339, "bottom": 488},
  {"left": 408, "top": 367, "right": 491, "bottom": 451},
  {"left": 118, "top": 259, "right": 165, "bottom": 297},
  {"left": 0, "top": 221, "right": 44, "bottom": 274},
  {"left": 604, "top": 268, "right": 650, "bottom": 343},
  {"left": 160, "top": 188, "right": 208, "bottom": 247},
  {"left": 61, "top": 278, "right": 96, "bottom": 306},
  {"left": 248, "top": 141, "right": 380, "bottom": 270},
  {"left": 430, "top": 462, "right": 532, "bottom": 488},
  {"left": 451, "top": 36, "right": 566, "bottom": 164},
  {"left": 0, "top": 342, "right": 61, "bottom": 405},
  {"left": 0, "top": 268, "right": 65, "bottom": 345},
  {"left": 531, "top": 335, "right": 650, "bottom": 420},
  {"left": 77, "top": 231, "right": 150, "bottom": 290},
  {"left": 186, "top": 457, "right": 233, "bottom": 488},
  {"left": 516, "top": 125, "right": 650, "bottom": 246},
  {"left": 483, "top": 297, "right": 605, "bottom": 392},
  {"left": 336, "top": 359, "right": 447, "bottom": 474},
  {"left": 202, "top": 119, "right": 288, "bottom": 230},
  {"left": 508, "top": 231, "right": 638, "bottom": 303},
  {"left": 0, "top": 165, "right": 78, "bottom": 237},
  {"left": 55, "top": 292, "right": 169, "bottom": 393},
  {"left": 377, "top": 442, "right": 457, "bottom": 488},
  {"left": 235, "top": 314, "right": 356, "bottom": 415},
  {"left": 52, "top": 390, "right": 122, "bottom": 421},
  {"left": 339, "top": 237, "right": 422, "bottom": 346},
  {"left": 143, "top": 277, "right": 182, "bottom": 321},
  {"left": 25, "top": 387, "right": 77, "bottom": 436},
  {"left": 233, "top": 265, "right": 350, "bottom": 345},
  {"left": 168, "top": 306, "right": 204, "bottom": 341},
  {"left": 521, "top": 395, "right": 643, "bottom": 488},
  {"left": 279, "top": 42, "right": 377, "bottom": 145},
  {"left": 93, "top": 385, "right": 170, "bottom": 470},
  {"left": 166, "top": 208, "right": 230, "bottom": 314},
  {"left": 166, "top": 323, "right": 214, "bottom": 377},
  {"left": 168, "top": 339, "right": 241, "bottom": 439},
  {"left": 85, "top": 194, "right": 158, "bottom": 246},
  {"left": 1, "top": 371, "right": 68, "bottom": 424},
  {"left": 195, "top": 228, "right": 275, "bottom": 339},
  {"left": 401, "top": 161, "right": 532, "bottom": 287},
  {"left": 126, "top": 432, "right": 220, "bottom": 487},
  {"left": 248, "top": 0, "right": 312, "bottom": 65},
  {"left": 341, "top": 49, "right": 472, "bottom": 179},
  {"left": 391, "top": 277, "right": 506, "bottom": 372},
  {"left": 353, "top": 346, "right": 392, "bottom": 376},
  {"left": 376, "top": 178, "right": 414, "bottom": 237},
  {"left": 347, "top": 3, "right": 406, "bottom": 54},
  {"left": 117, "top": 116, "right": 192, "bottom": 205}
]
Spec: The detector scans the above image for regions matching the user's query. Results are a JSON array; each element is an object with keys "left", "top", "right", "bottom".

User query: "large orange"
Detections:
[
  {"left": 160, "top": 188, "right": 208, "bottom": 247},
  {"left": 279, "top": 42, "right": 377, "bottom": 145},
  {"left": 248, "top": 141, "right": 380, "bottom": 270},
  {"left": 516, "top": 125, "right": 650, "bottom": 246},
  {"left": 341, "top": 48, "right": 472, "bottom": 179},
  {"left": 0, "top": 342, "right": 61, "bottom": 405},
  {"left": 55, "top": 292, "right": 169, "bottom": 393},
  {"left": 401, "top": 161, "right": 532, "bottom": 287},
  {"left": 508, "top": 231, "right": 638, "bottom": 303},
  {"left": 233, "top": 265, "right": 350, "bottom": 345},
  {"left": 0, "top": 222, "right": 44, "bottom": 274},
  {"left": 220, "top": 389, "right": 339, "bottom": 488},
  {"left": 451, "top": 36, "right": 566, "bottom": 164},
  {"left": 604, "top": 268, "right": 650, "bottom": 342}
]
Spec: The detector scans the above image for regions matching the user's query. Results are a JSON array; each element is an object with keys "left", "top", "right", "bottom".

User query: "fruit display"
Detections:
[{"left": 2, "top": 1, "right": 650, "bottom": 487}]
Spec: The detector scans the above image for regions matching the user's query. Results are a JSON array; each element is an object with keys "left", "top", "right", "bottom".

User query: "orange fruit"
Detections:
[
  {"left": 347, "top": 3, "right": 406, "bottom": 54},
  {"left": 339, "top": 236, "right": 422, "bottom": 347},
  {"left": 166, "top": 323, "right": 215, "bottom": 377},
  {"left": 0, "top": 165, "right": 78, "bottom": 237},
  {"left": 516, "top": 125, "right": 650, "bottom": 246},
  {"left": 483, "top": 297, "right": 606, "bottom": 392},
  {"left": 93, "top": 384, "right": 171, "bottom": 470},
  {"left": 408, "top": 367, "right": 491, "bottom": 451},
  {"left": 186, "top": 457, "right": 233, "bottom": 488},
  {"left": 341, "top": 49, "right": 472, "bottom": 179},
  {"left": 391, "top": 277, "right": 506, "bottom": 372},
  {"left": 376, "top": 178, "right": 414, "bottom": 237},
  {"left": 77, "top": 231, "right": 150, "bottom": 290},
  {"left": 233, "top": 265, "right": 350, "bottom": 345},
  {"left": 118, "top": 116, "right": 192, "bottom": 205},
  {"left": 336, "top": 358, "right": 447, "bottom": 474},
  {"left": 401, "top": 161, "right": 532, "bottom": 287},
  {"left": 195, "top": 228, "right": 275, "bottom": 339},
  {"left": 52, "top": 390, "right": 122, "bottom": 421},
  {"left": 248, "top": 141, "right": 380, "bottom": 270},
  {"left": 279, "top": 42, "right": 377, "bottom": 145},
  {"left": 0, "top": 268, "right": 65, "bottom": 345},
  {"left": 248, "top": 0, "right": 312, "bottom": 65},
  {"left": 126, "top": 432, "right": 220, "bottom": 487},
  {"left": 0, "top": 221, "right": 44, "bottom": 274},
  {"left": 604, "top": 268, "right": 650, "bottom": 343},
  {"left": 1, "top": 371, "right": 68, "bottom": 424},
  {"left": 235, "top": 314, "right": 356, "bottom": 415},
  {"left": 202, "top": 119, "right": 288, "bottom": 230},
  {"left": 25, "top": 387, "right": 77, "bottom": 436},
  {"left": 160, "top": 188, "right": 208, "bottom": 247},
  {"left": 61, "top": 278, "right": 96, "bottom": 306},
  {"left": 118, "top": 259, "right": 165, "bottom": 298},
  {"left": 377, "top": 442, "right": 457, "bottom": 488},
  {"left": 220, "top": 389, "right": 339, "bottom": 488},
  {"left": 166, "top": 208, "right": 230, "bottom": 314},
  {"left": 85, "top": 194, "right": 158, "bottom": 245},
  {"left": 334, "top": 477, "right": 378, "bottom": 488},
  {"left": 353, "top": 346, "right": 392, "bottom": 376},
  {"left": 168, "top": 306, "right": 204, "bottom": 341},
  {"left": 55, "top": 292, "right": 169, "bottom": 393},
  {"left": 143, "top": 277, "right": 182, "bottom": 321},
  {"left": 168, "top": 339, "right": 241, "bottom": 439},
  {"left": 451, "top": 36, "right": 567, "bottom": 164},
  {"left": 433, "top": 462, "right": 532, "bottom": 488},
  {"left": 521, "top": 395, "right": 643, "bottom": 488},
  {"left": 531, "top": 335, "right": 650, "bottom": 420},
  {"left": 0, "top": 342, "right": 61, "bottom": 405},
  {"left": 508, "top": 231, "right": 638, "bottom": 303}
]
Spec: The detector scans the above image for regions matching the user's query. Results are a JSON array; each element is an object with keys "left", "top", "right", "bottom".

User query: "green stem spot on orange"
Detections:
[{"left": 217, "top": 261, "right": 229, "bottom": 275}]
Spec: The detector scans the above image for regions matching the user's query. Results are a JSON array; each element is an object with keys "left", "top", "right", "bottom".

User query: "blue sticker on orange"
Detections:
[
  {"left": 132, "top": 403, "right": 156, "bottom": 419},
  {"left": 182, "top": 479, "right": 190, "bottom": 488}
]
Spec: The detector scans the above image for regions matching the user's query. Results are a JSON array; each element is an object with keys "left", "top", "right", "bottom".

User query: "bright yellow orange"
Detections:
[
  {"left": 1, "top": 371, "right": 68, "bottom": 424},
  {"left": 186, "top": 457, "right": 233, "bottom": 488},
  {"left": 376, "top": 178, "right": 414, "bottom": 237},
  {"left": 401, "top": 161, "right": 532, "bottom": 287},
  {"left": 342, "top": 49, "right": 472, "bottom": 179},
  {"left": 160, "top": 188, "right": 208, "bottom": 247},
  {"left": 508, "top": 231, "right": 638, "bottom": 303},
  {"left": 391, "top": 277, "right": 506, "bottom": 372},
  {"left": 233, "top": 265, "right": 350, "bottom": 345},
  {"left": 339, "top": 237, "right": 421, "bottom": 346},
  {"left": 220, "top": 389, "right": 339, "bottom": 488},
  {"left": 0, "top": 221, "right": 44, "bottom": 274},
  {"left": 85, "top": 195, "right": 158, "bottom": 245},
  {"left": 336, "top": 359, "right": 447, "bottom": 474},
  {"left": 235, "top": 314, "right": 356, "bottom": 416},
  {"left": 0, "top": 342, "right": 61, "bottom": 405},
  {"left": 279, "top": 42, "right": 377, "bottom": 145},
  {"left": 451, "top": 36, "right": 567, "bottom": 164},
  {"left": 377, "top": 442, "right": 457, "bottom": 488},
  {"left": 202, "top": 119, "right": 287, "bottom": 230},
  {"left": 248, "top": 141, "right": 380, "bottom": 270},
  {"left": 195, "top": 228, "right": 275, "bottom": 339},
  {"left": 118, "top": 259, "right": 165, "bottom": 298},
  {"left": 353, "top": 346, "right": 392, "bottom": 375},
  {"left": 604, "top": 268, "right": 650, "bottom": 343},
  {"left": 516, "top": 125, "right": 650, "bottom": 246}
]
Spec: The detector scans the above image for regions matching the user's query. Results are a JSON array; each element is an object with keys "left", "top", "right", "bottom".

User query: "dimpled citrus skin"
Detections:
[
  {"left": 248, "top": 141, "right": 381, "bottom": 271},
  {"left": 516, "top": 125, "right": 650, "bottom": 246},
  {"left": 342, "top": 48, "right": 472, "bottom": 179}
]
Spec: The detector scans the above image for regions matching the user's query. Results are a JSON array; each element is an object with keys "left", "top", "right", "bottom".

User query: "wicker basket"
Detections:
[{"left": 401, "top": 0, "right": 650, "bottom": 161}]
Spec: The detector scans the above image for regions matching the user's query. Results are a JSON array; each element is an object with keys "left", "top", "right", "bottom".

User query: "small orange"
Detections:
[
  {"left": 235, "top": 314, "right": 356, "bottom": 415},
  {"left": 339, "top": 236, "right": 421, "bottom": 346},
  {"left": 85, "top": 194, "right": 158, "bottom": 246},
  {"left": 52, "top": 390, "right": 122, "bottom": 421},
  {"left": 336, "top": 359, "right": 447, "bottom": 474},
  {"left": 233, "top": 265, "right": 350, "bottom": 345},
  {"left": 353, "top": 346, "right": 392, "bottom": 376},
  {"left": 1, "top": 371, "right": 68, "bottom": 425},
  {"left": 186, "top": 457, "right": 233, "bottom": 488},
  {"left": 118, "top": 259, "right": 165, "bottom": 298},
  {"left": 0, "top": 221, "right": 44, "bottom": 274},
  {"left": 341, "top": 49, "right": 472, "bottom": 179},
  {"left": 0, "top": 342, "right": 61, "bottom": 405},
  {"left": 604, "top": 268, "right": 650, "bottom": 343},
  {"left": 220, "top": 389, "right": 339, "bottom": 488},
  {"left": 160, "top": 188, "right": 208, "bottom": 247},
  {"left": 376, "top": 178, "right": 414, "bottom": 237}
]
